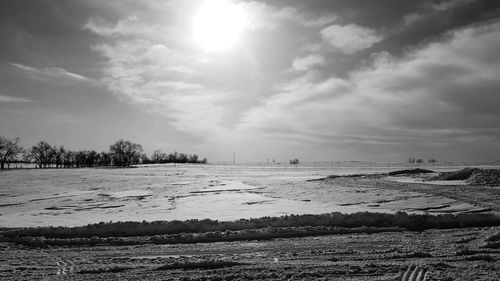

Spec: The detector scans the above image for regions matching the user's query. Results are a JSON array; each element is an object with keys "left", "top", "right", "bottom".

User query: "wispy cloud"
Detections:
[
  {"left": 10, "top": 63, "right": 90, "bottom": 82},
  {"left": 239, "top": 2, "right": 337, "bottom": 30},
  {"left": 402, "top": 0, "right": 479, "bottom": 27},
  {"left": 0, "top": 94, "right": 35, "bottom": 103},
  {"left": 268, "top": 6, "right": 337, "bottom": 28},
  {"left": 292, "top": 54, "right": 326, "bottom": 71},
  {"left": 83, "top": 16, "right": 174, "bottom": 43},
  {"left": 427, "top": 0, "right": 476, "bottom": 12}
]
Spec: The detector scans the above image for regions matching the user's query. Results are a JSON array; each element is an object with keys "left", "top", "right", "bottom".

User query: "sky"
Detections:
[{"left": 1, "top": 0, "right": 500, "bottom": 163}]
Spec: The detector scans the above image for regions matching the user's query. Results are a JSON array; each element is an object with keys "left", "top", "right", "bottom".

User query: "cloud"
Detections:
[
  {"left": 0, "top": 94, "right": 34, "bottom": 103},
  {"left": 427, "top": 0, "right": 476, "bottom": 12},
  {"left": 271, "top": 6, "right": 337, "bottom": 28},
  {"left": 86, "top": 1, "right": 324, "bottom": 138},
  {"left": 83, "top": 16, "right": 174, "bottom": 43},
  {"left": 321, "top": 24, "right": 382, "bottom": 54},
  {"left": 292, "top": 54, "right": 326, "bottom": 71},
  {"left": 87, "top": 21, "right": 237, "bottom": 136},
  {"left": 83, "top": 0, "right": 500, "bottom": 161},
  {"left": 401, "top": 0, "right": 487, "bottom": 28},
  {"left": 238, "top": 2, "right": 336, "bottom": 30},
  {"left": 235, "top": 20, "right": 500, "bottom": 159},
  {"left": 10, "top": 63, "right": 90, "bottom": 82},
  {"left": 402, "top": 13, "right": 427, "bottom": 26}
]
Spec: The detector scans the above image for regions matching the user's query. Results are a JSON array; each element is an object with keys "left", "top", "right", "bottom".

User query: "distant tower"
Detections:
[{"left": 233, "top": 152, "right": 235, "bottom": 164}]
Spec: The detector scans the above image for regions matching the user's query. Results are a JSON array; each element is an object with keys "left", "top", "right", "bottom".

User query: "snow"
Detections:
[{"left": 0, "top": 164, "right": 491, "bottom": 227}]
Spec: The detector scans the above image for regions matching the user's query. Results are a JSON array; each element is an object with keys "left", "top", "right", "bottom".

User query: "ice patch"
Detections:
[
  {"left": 167, "top": 192, "right": 368, "bottom": 221},
  {"left": 386, "top": 176, "right": 468, "bottom": 185},
  {"left": 190, "top": 181, "right": 266, "bottom": 194},
  {"left": 104, "top": 190, "right": 153, "bottom": 199}
]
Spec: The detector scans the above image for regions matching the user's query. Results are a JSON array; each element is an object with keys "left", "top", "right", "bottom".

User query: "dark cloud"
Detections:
[
  {"left": 271, "top": 0, "right": 500, "bottom": 59},
  {"left": 272, "top": 0, "right": 421, "bottom": 26},
  {"left": 380, "top": 0, "right": 500, "bottom": 55},
  {"left": 0, "top": 0, "right": 105, "bottom": 75}
]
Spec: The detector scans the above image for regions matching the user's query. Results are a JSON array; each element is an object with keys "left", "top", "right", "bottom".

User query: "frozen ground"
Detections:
[
  {"left": 0, "top": 163, "right": 498, "bottom": 227},
  {"left": 2, "top": 226, "right": 500, "bottom": 280}
]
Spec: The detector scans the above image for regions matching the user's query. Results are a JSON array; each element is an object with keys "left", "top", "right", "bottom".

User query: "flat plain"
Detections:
[{"left": 1, "top": 163, "right": 500, "bottom": 280}]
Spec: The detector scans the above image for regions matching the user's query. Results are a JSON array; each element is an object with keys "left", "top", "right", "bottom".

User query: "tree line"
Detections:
[
  {"left": 146, "top": 150, "right": 205, "bottom": 164},
  {"left": 408, "top": 157, "right": 437, "bottom": 164},
  {"left": 0, "top": 136, "right": 206, "bottom": 170}
]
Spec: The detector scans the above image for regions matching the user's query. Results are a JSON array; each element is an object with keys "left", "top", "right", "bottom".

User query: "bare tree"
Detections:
[
  {"left": 150, "top": 150, "right": 206, "bottom": 164},
  {"left": 178, "top": 152, "right": 188, "bottom": 163},
  {"left": 140, "top": 153, "right": 150, "bottom": 164},
  {"left": 99, "top": 151, "right": 111, "bottom": 166},
  {"left": 75, "top": 151, "right": 87, "bottom": 167},
  {"left": 64, "top": 150, "right": 75, "bottom": 167},
  {"left": 86, "top": 150, "right": 98, "bottom": 167},
  {"left": 109, "top": 139, "right": 143, "bottom": 167},
  {"left": 0, "top": 136, "right": 24, "bottom": 169},
  {"left": 151, "top": 149, "right": 166, "bottom": 163},
  {"left": 29, "top": 141, "right": 53, "bottom": 168},
  {"left": 188, "top": 154, "right": 199, "bottom": 163},
  {"left": 52, "top": 145, "right": 65, "bottom": 168}
]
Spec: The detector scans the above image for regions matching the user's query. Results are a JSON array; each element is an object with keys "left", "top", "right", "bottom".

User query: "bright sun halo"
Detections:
[{"left": 192, "top": 0, "right": 249, "bottom": 52}]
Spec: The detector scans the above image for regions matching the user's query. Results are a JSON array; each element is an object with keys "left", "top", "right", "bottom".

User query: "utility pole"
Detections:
[{"left": 233, "top": 152, "right": 235, "bottom": 164}]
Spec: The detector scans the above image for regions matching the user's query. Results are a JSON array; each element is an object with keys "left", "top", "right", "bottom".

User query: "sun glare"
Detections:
[{"left": 192, "top": 0, "right": 249, "bottom": 52}]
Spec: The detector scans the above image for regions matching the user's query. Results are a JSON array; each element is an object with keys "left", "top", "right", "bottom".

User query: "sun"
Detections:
[{"left": 192, "top": 0, "right": 249, "bottom": 52}]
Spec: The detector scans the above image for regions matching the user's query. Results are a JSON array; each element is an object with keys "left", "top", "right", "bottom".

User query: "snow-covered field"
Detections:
[{"left": 0, "top": 163, "right": 493, "bottom": 227}]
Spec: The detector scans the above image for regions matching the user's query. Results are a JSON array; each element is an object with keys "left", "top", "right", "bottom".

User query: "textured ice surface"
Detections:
[{"left": 0, "top": 163, "right": 491, "bottom": 227}]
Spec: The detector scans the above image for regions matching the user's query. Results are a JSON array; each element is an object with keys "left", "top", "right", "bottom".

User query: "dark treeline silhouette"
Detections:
[
  {"left": 143, "top": 149, "right": 207, "bottom": 164},
  {"left": 0, "top": 136, "right": 207, "bottom": 169}
]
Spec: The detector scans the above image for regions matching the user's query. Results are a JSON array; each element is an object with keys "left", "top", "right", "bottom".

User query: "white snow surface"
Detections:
[{"left": 0, "top": 163, "right": 491, "bottom": 227}]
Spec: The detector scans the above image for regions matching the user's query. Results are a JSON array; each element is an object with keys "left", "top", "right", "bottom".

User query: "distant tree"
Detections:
[
  {"left": 151, "top": 150, "right": 166, "bottom": 163},
  {"left": 74, "top": 151, "right": 87, "bottom": 167},
  {"left": 86, "top": 150, "right": 98, "bottom": 167},
  {"left": 29, "top": 141, "right": 53, "bottom": 168},
  {"left": 64, "top": 150, "right": 75, "bottom": 167},
  {"left": 52, "top": 145, "right": 65, "bottom": 168},
  {"left": 109, "top": 139, "right": 143, "bottom": 167},
  {"left": 0, "top": 136, "right": 24, "bottom": 169},
  {"left": 178, "top": 153, "right": 188, "bottom": 163},
  {"left": 188, "top": 154, "right": 199, "bottom": 163},
  {"left": 428, "top": 158, "right": 437, "bottom": 163},
  {"left": 98, "top": 152, "right": 111, "bottom": 166},
  {"left": 290, "top": 158, "right": 299, "bottom": 165},
  {"left": 140, "top": 153, "right": 150, "bottom": 164},
  {"left": 94, "top": 151, "right": 102, "bottom": 166},
  {"left": 416, "top": 159, "right": 424, "bottom": 164},
  {"left": 150, "top": 150, "right": 206, "bottom": 164},
  {"left": 167, "top": 151, "right": 179, "bottom": 163}
]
